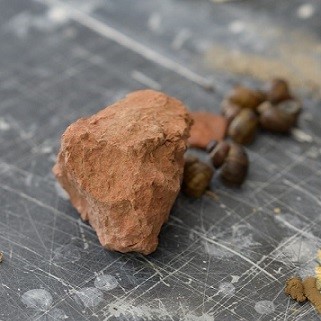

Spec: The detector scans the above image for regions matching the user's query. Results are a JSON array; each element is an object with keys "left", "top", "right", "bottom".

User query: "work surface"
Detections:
[{"left": 1, "top": 0, "right": 321, "bottom": 320}]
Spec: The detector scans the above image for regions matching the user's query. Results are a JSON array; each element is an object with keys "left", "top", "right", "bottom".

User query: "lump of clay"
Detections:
[
  {"left": 53, "top": 90, "right": 192, "bottom": 255},
  {"left": 188, "top": 112, "right": 227, "bottom": 149}
]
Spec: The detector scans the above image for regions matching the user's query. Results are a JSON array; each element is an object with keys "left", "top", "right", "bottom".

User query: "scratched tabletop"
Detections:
[{"left": 1, "top": 0, "right": 321, "bottom": 320}]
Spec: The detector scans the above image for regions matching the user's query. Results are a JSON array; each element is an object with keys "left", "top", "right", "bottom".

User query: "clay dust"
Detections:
[
  {"left": 285, "top": 276, "right": 321, "bottom": 314},
  {"left": 285, "top": 277, "right": 306, "bottom": 303},
  {"left": 303, "top": 277, "right": 321, "bottom": 314}
]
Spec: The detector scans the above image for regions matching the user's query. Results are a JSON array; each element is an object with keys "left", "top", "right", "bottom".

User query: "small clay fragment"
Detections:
[
  {"left": 182, "top": 156, "right": 214, "bottom": 198},
  {"left": 53, "top": 90, "right": 192, "bottom": 255},
  {"left": 188, "top": 112, "right": 228, "bottom": 149},
  {"left": 220, "top": 143, "right": 248, "bottom": 187},
  {"left": 266, "top": 78, "right": 292, "bottom": 104},
  {"left": 227, "top": 86, "right": 265, "bottom": 110},
  {"left": 209, "top": 141, "right": 230, "bottom": 168},
  {"left": 303, "top": 277, "right": 321, "bottom": 314},
  {"left": 0, "top": 251, "right": 3, "bottom": 263},
  {"left": 315, "top": 261, "right": 321, "bottom": 290},
  {"left": 228, "top": 109, "right": 258, "bottom": 145},
  {"left": 221, "top": 100, "right": 241, "bottom": 124},
  {"left": 285, "top": 277, "right": 306, "bottom": 303}
]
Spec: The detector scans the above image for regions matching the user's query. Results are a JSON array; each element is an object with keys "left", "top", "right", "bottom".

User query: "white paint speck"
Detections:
[
  {"left": 254, "top": 300, "right": 275, "bottom": 314},
  {"left": 148, "top": 12, "right": 162, "bottom": 32},
  {"left": 218, "top": 282, "right": 235, "bottom": 297},
  {"left": 0, "top": 118, "right": 10, "bottom": 131},
  {"left": 21, "top": 289, "right": 53, "bottom": 311},
  {"left": 25, "top": 173, "right": 33, "bottom": 187},
  {"left": 171, "top": 29, "right": 191, "bottom": 50},
  {"left": 74, "top": 287, "right": 104, "bottom": 307},
  {"left": 47, "top": 7, "right": 69, "bottom": 24},
  {"left": 291, "top": 128, "right": 313, "bottom": 143},
  {"left": 229, "top": 20, "right": 245, "bottom": 34},
  {"left": 94, "top": 274, "right": 118, "bottom": 291},
  {"left": 231, "top": 275, "right": 240, "bottom": 284},
  {"left": 77, "top": 219, "right": 89, "bottom": 250},
  {"left": 297, "top": 4, "right": 314, "bottom": 19},
  {"left": 53, "top": 244, "right": 81, "bottom": 263}
]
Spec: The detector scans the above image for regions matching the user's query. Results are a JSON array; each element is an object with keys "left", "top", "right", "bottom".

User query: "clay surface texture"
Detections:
[{"left": 53, "top": 90, "right": 192, "bottom": 254}]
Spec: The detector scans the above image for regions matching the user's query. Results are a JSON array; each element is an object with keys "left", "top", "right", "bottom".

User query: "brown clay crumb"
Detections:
[
  {"left": 0, "top": 252, "right": 3, "bottom": 263},
  {"left": 273, "top": 207, "right": 281, "bottom": 215},
  {"left": 315, "top": 266, "right": 321, "bottom": 290},
  {"left": 285, "top": 277, "right": 306, "bottom": 303},
  {"left": 303, "top": 277, "right": 321, "bottom": 314},
  {"left": 188, "top": 112, "right": 228, "bottom": 150}
]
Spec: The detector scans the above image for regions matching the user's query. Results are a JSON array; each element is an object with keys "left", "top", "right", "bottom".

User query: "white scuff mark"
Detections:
[
  {"left": 171, "top": 29, "right": 191, "bottom": 50},
  {"left": 274, "top": 214, "right": 316, "bottom": 240},
  {"left": 40, "top": 144, "right": 53, "bottom": 153},
  {"left": 274, "top": 267, "right": 283, "bottom": 274},
  {"left": 54, "top": 181, "right": 69, "bottom": 200},
  {"left": 272, "top": 236, "right": 319, "bottom": 265},
  {"left": 78, "top": 219, "right": 89, "bottom": 250},
  {"left": 73, "top": 287, "right": 104, "bottom": 308},
  {"left": 254, "top": 300, "right": 275, "bottom": 315},
  {"left": 31, "top": 266, "right": 71, "bottom": 288},
  {"left": 297, "top": 3, "right": 315, "bottom": 19},
  {"left": 203, "top": 224, "right": 260, "bottom": 260},
  {"left": 306, "top": 146, "right": 319, "bottom": 159},
  {"left": 41, "top": 0, "right": 213, "bottom": 90},
  {"left": 105, "top": 299, "right": 213, "bottom": 321},
  {"left": 21, "top": 289, "right": 53, "bottom": 311},
  {"left": 94, "top": 274, "right": 118, "bottom": 291},
  {"left": 216, "top": 282, "right": 235, "bottom": 297},
  {"left": 0, "top": 118, "right": 10, "bottom": 131},
  {"left": 38, "top": 308, "right": 68, "bottom": 320},
  {"left": 291, "top": 128, "right": 313, "bottom": 143},
  {"left": 199, "top": 227, "right": 278, "bottom": 281},
  {"left": 147, "top": 12, "right": 162, "bottom": 32},
  {"left": 231, "top": 275, "right": 240, "bottom": 284},
  {"left": 229, "top": 20, "right": 245, "bottom": 34},
  {"left": 33, "top": 143, "right": 53, "bottom": 154},
  {"left": 140, "top": 256, "right": 170, "bottom": 287},
  {"left": 25, "top": 173, "right": 33, "bottom": 186},
  {"left": 131, "top": 70, "right": 162, "bottom": 90},
  {"left": 2, "top": 284, "right": 10, "bottom": 289},
  {"left": 53, "top": 244, "right": 81, "bottom": 263}
]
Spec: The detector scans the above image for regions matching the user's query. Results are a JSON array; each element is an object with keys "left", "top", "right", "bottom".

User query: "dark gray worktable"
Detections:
[{"left": 1, "top": 0, "right": 321, "bottom": 320}]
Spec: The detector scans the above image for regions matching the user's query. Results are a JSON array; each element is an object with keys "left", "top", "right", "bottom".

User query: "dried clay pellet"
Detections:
[
  {"left": 303, "top": 277, "right": 321, "bottom": 314},
  {"left": 0, "top": 252, "right": 3, "bottom": 263},
  {"left": 284, "top": 277, "right": 306, "bottom": 303}
]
